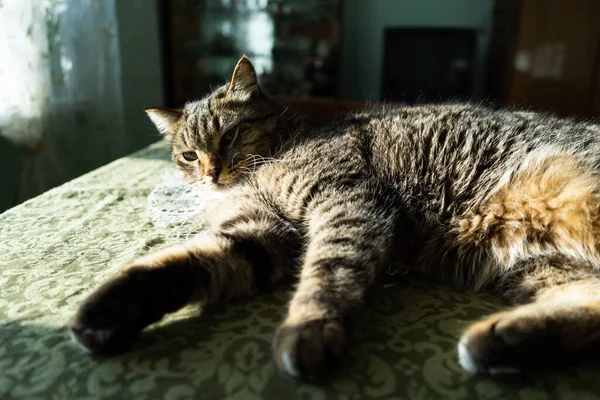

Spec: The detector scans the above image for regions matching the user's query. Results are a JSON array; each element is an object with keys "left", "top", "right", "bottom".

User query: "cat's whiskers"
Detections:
[
  {"left": 275, "top": 105, "right": 290, "bottom": 121},
  {"left": 230, "top": 152, "right": 241, "bottom": 169},
  {"left": 174, "top": 179, "right": 203, "bottom": 195},
  {"left": 171, "top": 182, "right": 194, "bottom": 196},
  {"left": 246, "top": 154, "right": 284, "bottom": 162},
  {"left": 244, "top": 154, "right": 285, "bottom": 171},
  {"left": 239, "top": 165, "right": 254, "bottom": 174}
]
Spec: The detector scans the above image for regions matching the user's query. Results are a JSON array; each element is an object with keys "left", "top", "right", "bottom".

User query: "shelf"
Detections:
[
  {"left": 182, "top": 50, "right": 271, "bottom": 60},
  {"left": 165, "top": 0, "right": 342, "bottom": 105}
]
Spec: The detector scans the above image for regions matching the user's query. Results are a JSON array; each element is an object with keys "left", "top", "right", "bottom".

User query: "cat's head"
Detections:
[{"left": 146, "top": 56, "right": 283, "bottom": 189}]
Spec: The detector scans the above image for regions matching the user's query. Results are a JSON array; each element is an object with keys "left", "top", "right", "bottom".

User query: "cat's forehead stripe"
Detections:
[{"left": 185, "top": 112, "right": 198, "bottom": 149}]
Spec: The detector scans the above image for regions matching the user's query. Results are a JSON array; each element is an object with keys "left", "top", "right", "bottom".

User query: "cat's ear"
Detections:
[
  {"left": 145, "top": 107, "right": 183, "bottom": 139},
  {"left": 227, "top": 55, "right": 261, "bottom": 99}
]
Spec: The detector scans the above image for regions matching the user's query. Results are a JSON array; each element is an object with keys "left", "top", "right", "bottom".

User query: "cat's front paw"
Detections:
[
  {"left": 70, "top": 269, "right": 167, "bottom": 354},
  {"left": 272, "top": 318, "right": 347, "bottom": 379}
]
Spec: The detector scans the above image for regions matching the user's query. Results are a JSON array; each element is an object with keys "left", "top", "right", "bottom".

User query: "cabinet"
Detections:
[
  {"left": 506, "top": 0, "right": 600, "bottom": 118},
  {"left": 161, "top": 0, "right": 341, "bottom": 107}
]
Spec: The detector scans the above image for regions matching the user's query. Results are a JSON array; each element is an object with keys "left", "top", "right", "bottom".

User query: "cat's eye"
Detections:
[{"left": 182, "top": 151, "right": 198, "bottom": 161}]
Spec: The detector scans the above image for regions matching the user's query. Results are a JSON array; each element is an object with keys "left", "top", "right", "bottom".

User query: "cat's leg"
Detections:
[
  {"left": 458, "top": 254, "right": 600, "bottom": 374},
  {"left": 70, "top": 197, "right": 300, "bottom": 354},
  {"left": 272, "top": 190, "right": 396, "bottom": 378}
]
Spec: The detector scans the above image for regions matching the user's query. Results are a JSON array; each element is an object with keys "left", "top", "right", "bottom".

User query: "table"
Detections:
[{"left": 1, "top": 142, "right": 599, "bottom": 399}]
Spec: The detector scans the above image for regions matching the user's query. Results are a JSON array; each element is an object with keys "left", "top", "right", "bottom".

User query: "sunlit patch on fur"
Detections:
[
  {"left": 69, "top": 328, "right": 93, "bottom": 353},
  {"left": 70, "top": 327, "right": 113, "bottom": 353},
  {"left": 458, "top": 338, "right": 478, "bottom": 373},
  {"left": 453, "top": 152, "right": 600, "bottom": 288},
  {"left": 281, "top": 351, "right": 299, "bottom": 377}
]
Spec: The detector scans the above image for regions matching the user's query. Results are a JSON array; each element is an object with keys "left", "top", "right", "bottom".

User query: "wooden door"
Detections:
[{"left": 507, "top": 0, "right": 600, "bottom": 117}]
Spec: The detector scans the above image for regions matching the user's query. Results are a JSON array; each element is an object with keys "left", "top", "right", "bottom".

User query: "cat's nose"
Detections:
[{"left": 205, "top": 167, "right": 222, "bottom": 182}]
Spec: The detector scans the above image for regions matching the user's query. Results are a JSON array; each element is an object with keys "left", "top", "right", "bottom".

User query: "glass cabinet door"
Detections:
[{"left": 164, "top": 0, "right": 341, "bottom": 106}]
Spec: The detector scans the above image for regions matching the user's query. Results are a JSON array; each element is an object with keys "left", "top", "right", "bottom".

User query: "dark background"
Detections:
[{"left": 2, "top": 0, "right": 600, "bottom": 212}]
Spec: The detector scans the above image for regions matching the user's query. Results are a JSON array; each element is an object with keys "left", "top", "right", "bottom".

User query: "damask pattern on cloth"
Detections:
[{"left": 1, "top": 142, "right": 600, "bottom": 399}]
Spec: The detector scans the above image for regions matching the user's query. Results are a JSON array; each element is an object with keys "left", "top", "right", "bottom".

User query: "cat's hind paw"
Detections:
[{"left": 457, "top": 306, "right": 588, "bottom": 375}]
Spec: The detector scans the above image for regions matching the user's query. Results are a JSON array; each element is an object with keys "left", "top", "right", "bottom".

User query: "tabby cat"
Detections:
[{"left": 71, "top": 56, "right": 600, "bottom": 378}]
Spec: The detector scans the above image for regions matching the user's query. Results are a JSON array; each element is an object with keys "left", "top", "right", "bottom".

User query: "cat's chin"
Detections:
[
  {"left": 196, "top": 181, "right": 233, "bottom": 192},
  {"left": 206, "top": 175, "right": 244, "bottom": 191}
]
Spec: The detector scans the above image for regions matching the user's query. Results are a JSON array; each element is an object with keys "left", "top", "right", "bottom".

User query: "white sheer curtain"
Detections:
[
  {"left": 0, "top": 0, "right": 126, "bottom": 203},
  {"left": 0, "top": 0, "right": 50, "bottom": 149}
]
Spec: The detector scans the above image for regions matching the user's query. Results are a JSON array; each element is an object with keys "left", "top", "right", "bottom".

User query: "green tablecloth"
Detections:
[{"left": 2, "top": 142, "right": 600, "bottom": 399}]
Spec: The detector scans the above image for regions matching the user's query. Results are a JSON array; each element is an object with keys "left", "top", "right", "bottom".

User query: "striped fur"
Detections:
[{"left": 73, "top": 57, "right": 600, "bottom": 378}]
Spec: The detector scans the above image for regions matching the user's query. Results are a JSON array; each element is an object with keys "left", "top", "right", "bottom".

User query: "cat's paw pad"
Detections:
[
  {"left": 273, "top": 318, "right": 347, "bottom": 379},
  {"left": 458, "top": 311, "right": 549, "bottom": 375}
]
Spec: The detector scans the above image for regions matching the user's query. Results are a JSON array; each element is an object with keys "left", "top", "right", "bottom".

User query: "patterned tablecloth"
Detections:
[{"left": 2, "top": 142, "right": 600, "bottom": 400}]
